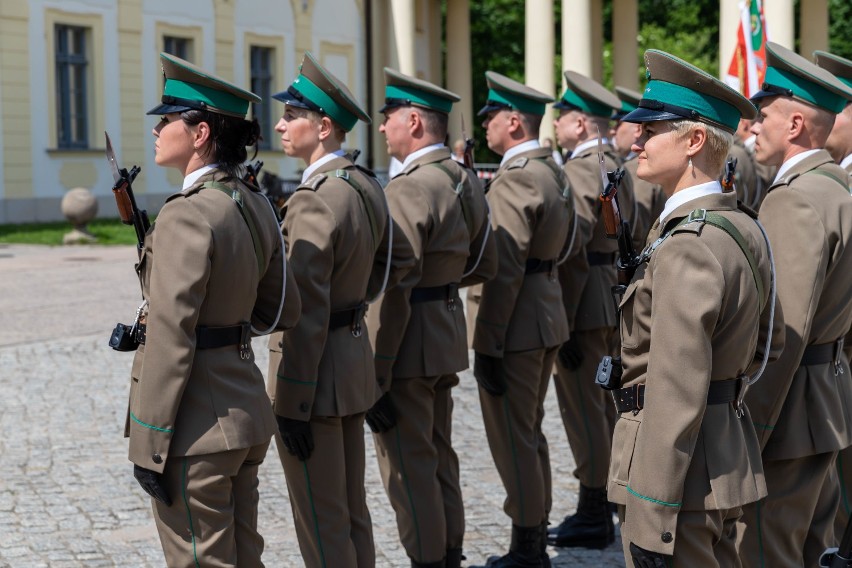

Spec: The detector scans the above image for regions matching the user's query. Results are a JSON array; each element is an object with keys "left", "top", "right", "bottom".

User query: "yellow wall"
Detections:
[{"left": 0, "top": 1, "right": 32, "bottom": 199}]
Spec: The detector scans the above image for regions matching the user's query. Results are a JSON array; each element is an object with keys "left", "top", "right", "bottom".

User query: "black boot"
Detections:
[
  {"left": 411, "top": 558, "right": 446, "bottom": 568},
  {"left": 446, "top": 548, "right": 465, "bottom": 568},
  {"left": 547, "top": 485, "right": 614, "bottom": 549},
  {"left": 485, "top": 524, "right": 549, "bottom": 567}
]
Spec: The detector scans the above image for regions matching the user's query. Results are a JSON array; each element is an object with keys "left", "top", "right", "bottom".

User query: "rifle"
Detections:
[
  {"left": 244, "top": 159, "right": 263, "bottom": 187},
  {"left": 461, "top": 115, "right": 475, "bottom": 170},
  {"left": 721, "top": 156, "right": 738, "bottom": 193},
  {"left": 597, "top": 135, "right": 639, "bottom": 289},
  {"left": 105, "top": 132, "right": 148, "bottom": 256}
]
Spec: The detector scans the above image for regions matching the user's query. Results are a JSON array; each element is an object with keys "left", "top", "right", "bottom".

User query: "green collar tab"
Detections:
[
  {"left": 384, "top": 84, "right": 453, "bottom": 113},
  {"left": 487, "top": 87, "right": 546, "bottom": 115},
  {"left": 163, "top": 78, "right": 250, "bottom": 116},
  {"left": 292, "top": 74, "right": 359, "bottom": 131},
  {"left": 643, "top": 80, "right": 741, "bottom": 130},
  {"left": 558, "top": 88, "right": 614, "bottom": 117},
  {"left": 764, "top": 66, "right": 849, "bottom": 113}
]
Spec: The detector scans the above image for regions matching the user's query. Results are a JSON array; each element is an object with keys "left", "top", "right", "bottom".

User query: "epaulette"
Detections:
[
  {"left": 297, "top": 173, "right": 328, "bottom": 192},
  {"left": 354, "top": 164, "right": 379, "bottom": 179},
  {"left": 506, "top": 156, "right": 529, "bottom": 170}
]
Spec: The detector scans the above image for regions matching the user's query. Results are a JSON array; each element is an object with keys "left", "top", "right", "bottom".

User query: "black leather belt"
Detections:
[
  {"left": 613, "top": 378, "right": 741, "bottom": 414},
  {"left": 138, "top": 322, "right": 251, "bottom": 358},
  {"left": 588, "top": 251, "right": 617, "bottom": 266},
  {"left": 409, "top": 283, "right": 460, "bottom": 311},
  {"left": 525, "top": 258, "right": 555, "bottom": 274},
  {"left": 801, "top": 339, "right": 843, "bottom": 365},
  {"left": 328, "top": 303, "right": 366, "bottom": 336}
]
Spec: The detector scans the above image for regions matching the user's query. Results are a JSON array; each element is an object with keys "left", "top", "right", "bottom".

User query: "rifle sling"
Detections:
[
  {"left": 202, "top": 181, "right": 265, "bottom": 275},
  {"left": 334, "top": 169, "right": 381, "bottom": 252}
]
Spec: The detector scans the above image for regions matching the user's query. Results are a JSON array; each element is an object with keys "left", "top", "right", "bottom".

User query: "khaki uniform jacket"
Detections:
[
  {"left": 471, "top": 147, "right": 576, "bottom": 357},
  {"left": 624, "top": 155, "right": 665, "bottom": 247},
  {"left": 727, "top": 139, "right": 761, "bottom": 210},
  {"left": 271, "top": 155, "right": 414, "bottom": 421},
  {"left": 559, "top": 142, "right": 635, "bottom": 330},
  {"left": 608, "top": 191, "right": 781, "bottom": 555},
  {"left": 367, "top": 147, "right": 496, "bottom": 388},
  {"left": 746, "top": 150, "right": 852, "bottom": 460},
  {"left": 126, "top": 169, "right": 300, "bottom": 473}
]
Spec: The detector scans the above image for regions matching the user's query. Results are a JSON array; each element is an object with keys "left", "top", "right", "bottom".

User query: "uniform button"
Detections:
[
  {"left": 661, "top": 532, "right": 672, "bottom": 544},
  {"left": 299, "top": 402, "right": 309, "bottom": 412},
  {"left": 152, "top": 453, "right": 163, "bottom": 464}
]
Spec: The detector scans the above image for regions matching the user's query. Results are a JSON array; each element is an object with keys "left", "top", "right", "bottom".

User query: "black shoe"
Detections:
[
  {"left": 484, "top": 525, "right": 551, "bottom": 567},
  {"left": 411, "top": 558, "right": 446, "bottom": 568},
  {"left": 547, "top": 485, "right": 615, "bottom": 549}
]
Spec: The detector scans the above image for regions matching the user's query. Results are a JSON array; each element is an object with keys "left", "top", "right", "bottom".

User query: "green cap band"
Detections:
[
  {"left": 644, "top": 79, "right": 742, "bottom": 130},
  {"left": 292, "top": 74, "right": 359, "bottom": 131},
  {"left": 384, "top": 84, "right": 453, "bottom": 113},
  {"left": 764, "top": 66, "right": 848, "bottom": 113},
  {"left": 558, "top": 88, "right": 614, "bottom": 117},
  {"left": 163, "top": 78, "right": 250, "bottom": 116},
  {"left": 487, "top": 87, "right": 546, "bottom": 115}
]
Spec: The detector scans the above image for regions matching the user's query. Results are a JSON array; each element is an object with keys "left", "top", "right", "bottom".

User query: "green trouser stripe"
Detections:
[
  {"left": 502, "top": 395, "right": 525, "bottom": 524},
  {"left": 302, "top": 461, "right": 327, "bottom": 568},
  {"left": 395, "top": 427, "right": 423, "bottom": 560},
  {"left": 572, "top": 366, "right": 597, "bottom": 484},
  {"left": 756, "top": 499, "right": 765, "bottom": 568},
  {"left": 839, "top": 456, "right": 851, "bottom": 517},
  {"left": 182, "top": 458, "right": 201, "bottom": 568}
]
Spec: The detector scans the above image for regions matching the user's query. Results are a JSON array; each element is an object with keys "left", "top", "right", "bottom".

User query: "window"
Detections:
[
  {"left": 250, "top": 46, "right": 274, "bottom": 150},
  {"left": 163, "top": 36, "right": 191, "bottom": 60},
  {"left": 55, "top": 24, "right": 89, "bottom": 149}
]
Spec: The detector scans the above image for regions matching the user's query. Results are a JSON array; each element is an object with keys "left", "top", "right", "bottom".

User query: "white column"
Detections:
[
  {"left": 562, "top": 0, "right": 593, "bottom": 79},
  {"left": 764, "top": 0, "right": 794, "bottom": 49},
  {"left": 526, "top": 0, "right": 555, "bottom": 144},
  {"left": 612, "top": 0, "right": 638, "bottom": 89},
  {"left": 371, "top": 0, "right": 390, "bottom": 170},
  {"left": 800, "top": 0, "right": 828, "bottom": 56},
  {"left": 390, "top": 0, "right": 416, "bottom": 74},
  {"left": 719, "top": 0, "right": 739, "bottom": 81},
  {"left": 446, "top": 0, "right": 473, "bottom": 149}
]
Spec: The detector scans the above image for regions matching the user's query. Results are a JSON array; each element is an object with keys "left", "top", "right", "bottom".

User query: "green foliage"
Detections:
[
  {"left": 0, "top": 218, "right": 141, "bottom": 246},
  {"left": 830, "top": 0, "right": 852, "bottom": 59}
]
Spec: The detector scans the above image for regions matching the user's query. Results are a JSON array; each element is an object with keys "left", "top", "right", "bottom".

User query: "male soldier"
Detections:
[
  {"left": 610, "top": 85, "right": 665, "bottom": 246},
  {"left": 725, "top": 122, "right": 760, "bottom": 209},
  {"left": 365, "top": 68, "right": 496, "bottom": 568},
  {"left": 736, "top": 117, "right": 774, "bottom": 210},
  {"left": 267, "top": 52, "right": 413, "bottom": 568},
  {"left": 470, "top": 71, "right": 578, "bottom": 567},
  {"left": 814, "top": 48, "right": 852, "bottom": 543},
  {"left": 548, "top": 70, "right": 635, "bottom": 550},
  {"left": 737, "top": 42, "right": 852, "bottom": 568}
]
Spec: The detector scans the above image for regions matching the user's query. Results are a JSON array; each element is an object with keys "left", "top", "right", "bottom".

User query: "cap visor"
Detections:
[
  {"left": 622, "top": 107, "right": 684, "bottom": 124},
  {"left": 611, "top": 111, "right": 628, "bottom": 121},
  {"left": 146, "top": 103, "right": 192, "bottom": 115},
  {"left": 749, "top": 90, "right": 779, "bottom": 104},
  {"left": 478, "top": 103, "right": 506, "bottom": 116},
  {"left": 553, "top": 100, "right": 579, "bottom": 111},
  {"left": 271, "top": 89, "right": 311, "bottom": 109}
]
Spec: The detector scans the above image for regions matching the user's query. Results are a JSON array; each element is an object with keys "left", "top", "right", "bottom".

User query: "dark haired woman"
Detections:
[{"left": 125, "top": 53, "right": 299, "bottom": 567}]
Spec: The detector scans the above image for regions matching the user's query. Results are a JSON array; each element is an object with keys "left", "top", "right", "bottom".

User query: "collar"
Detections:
[
  {"left": 774, "top": 148, "right": 822, "bottom": 183},
  {"left": 183, "top": 164, "right": 218, "bottom": 191},
  {"left": 744, "top": 134, "right": 756, "bottom": 152},
  {"left": 401, "top": 143, "right": 445, "bottom": 171},
  {"left": 659, "top": 180, "right": 722, "bottom": 225},
  {"left": 388, "top": 157, "right": 404, "bottom": 179},
  {"left": 302, "top": 150, "right": 346, "bottom": 183},
  {"left": 570, "top": 137, "right": 605, "bottom": 158},
  {"left": 500, "top": 139, "right": 540, "bottom": 166},
  {"left": 840, "top": 153, "right": 852, "bottom": 171}
]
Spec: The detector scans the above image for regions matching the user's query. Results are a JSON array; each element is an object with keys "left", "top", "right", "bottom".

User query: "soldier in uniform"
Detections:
[
  {"left": 610, "top": 85, "right": 665, "bottom": 246},
  {"left": 128, "top": 53, "right": 300, "bottom": 566},
  {"left": 735, "top": 117, "right": 774, "bottom": 210},
  {"left": 814, "top": 48, "right": 852, "bottom": 547},
  {"left": 469, "top": 71, "right": 578, "bottom": 567},
  {"left": 725, "top": 125, "right": 760, "bottom": 209},
  {"left": 548, "top": 70, "right": 635, "bottom": 550},
  {"left": 365, "top": 68, "right": 497, "bottom": 568},
  {"left": 266, "top": 52, "right": 413, "bottom": 568},
  {"left": 606, "top": 49, "right": 780, "bottom": 567},
  {"left": 736, "top": 42, "right": 852, "bottom": 568}
]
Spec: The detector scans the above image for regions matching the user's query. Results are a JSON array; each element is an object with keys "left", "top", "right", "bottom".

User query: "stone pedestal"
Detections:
[{"left": 61, "top": 187, "right": 98, "bottom": 244}]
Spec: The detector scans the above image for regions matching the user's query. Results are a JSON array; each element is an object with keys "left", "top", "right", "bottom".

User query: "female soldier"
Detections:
[
  {"left": 126, "top": 53, "right": 298, "bottom": 567},
  {"left": 605, "top": 50, "right": 781, "bottom": 567}
]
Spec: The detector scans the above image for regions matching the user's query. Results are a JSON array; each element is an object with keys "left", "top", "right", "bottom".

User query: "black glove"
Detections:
[
  {"left": 629, "top": 542, "right": 672, "bottom": 568},
  {"left": 277, "top": 416, "right": 314, "bottom": 461},
  {"left": 133, "top": 464, "right": 172, "bottom": 506},
  {"left": 365, "top": 392, "right": 397, "bottom": 433},
  {"left": 557, "top": 335, "right": 584, "bottom": 371},
  {"left": 474, "top": 352, "right": 507, "bottom": 396}
]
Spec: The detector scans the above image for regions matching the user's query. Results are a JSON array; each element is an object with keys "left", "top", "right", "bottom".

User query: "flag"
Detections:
[{"left": 725, "top": 0, "right": 769, "bottom": 98}]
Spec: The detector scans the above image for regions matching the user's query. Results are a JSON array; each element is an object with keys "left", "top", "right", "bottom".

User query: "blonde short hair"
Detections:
[{"left": 671, "top": 120, "right": 733, "bottom": 172}]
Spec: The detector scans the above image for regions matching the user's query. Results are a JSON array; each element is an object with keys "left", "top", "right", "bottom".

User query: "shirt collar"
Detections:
[
  {"left": 659, "top": 180, "right": 722, "bottom": 225},
  {"left": 840, "top": 153, "right": 852, "bottom": 170},
  {"left": 744, "top": 134, "right": 756, "bottom": 152},
  {"left": 183, "top": 164, "right": 218, "bottom": 191},
  {"left": 570, "top": 137, "right": 604, "bottom": 158},
  {"left": 500, "top": 139, "right": 540, "bottom": 166},
  {"left": 774, "top": 148, "right": 821, "bottom": 183},
  {"left": 301, "top": 150, "right": 346, "bottom": 183},
  {"left": 401, "top": 143, "right": 445, "bottom": 171}
]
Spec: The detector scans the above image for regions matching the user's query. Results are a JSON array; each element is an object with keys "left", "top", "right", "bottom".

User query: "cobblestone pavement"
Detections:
[{"left": 0, "top": 244, "right": 625, "bottom": 567}]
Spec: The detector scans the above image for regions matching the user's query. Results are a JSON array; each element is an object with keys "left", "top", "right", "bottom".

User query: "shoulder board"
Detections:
[
  {"left": 297, "top": 173, "right": 328, "bottom": 192},
  {"left": 506, "top": 156, "right": 529, "bottom": 170},
  {"left": 354, "top": 163, "right": 379, "bottom": 179}
]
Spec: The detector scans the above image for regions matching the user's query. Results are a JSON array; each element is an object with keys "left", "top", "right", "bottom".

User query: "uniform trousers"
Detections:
[
  {"left": 618, "top": 505, "right": 742, "bottom": 567},
  {"left": 552, "top": 326, "right": 617, "bottom": 489},
  {"left": 152, "top": 443, "right": 270, "bottom": 568},
  {"left": 373, "top": 373, "right": 464, "bottom": 564},
  {"left": 737, "top": 451, "right": 838, "bottom": 568},
  {"left": 479, "top": 346, "right": 558, "bottom": 527},
  {"left": 275, "top": 413, "right": 374, "bottom": 568}
]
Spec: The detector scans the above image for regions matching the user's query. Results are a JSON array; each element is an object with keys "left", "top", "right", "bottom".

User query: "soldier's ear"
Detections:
[
  {"left": 317, "top": 115, "right": 335, "bottom": 141},
  {"left": 193, "top": 121, "right": 211, "bottom": 150}
]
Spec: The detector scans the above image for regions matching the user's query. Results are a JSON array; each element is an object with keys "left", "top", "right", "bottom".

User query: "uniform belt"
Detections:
[
  {"left": 800, "top": 338, "right": 845, "bottom": 375},
  {"left": 525, "top": 258, "right": 556, "bottom": 274},
  {"left": 328, "top": 303, "right": 367, "bottom": 337},
  {"left": 587, "top": 251, "right": 616, "bottom": 266},
  {"left": 613, "top": 378, "right": 741, "bottom": 414},
  {"left": 137, "top": 322, "right": 252, "bottom": 358},
  {"left": 409, "top": 283, "right": 460, "bottom": 311}
]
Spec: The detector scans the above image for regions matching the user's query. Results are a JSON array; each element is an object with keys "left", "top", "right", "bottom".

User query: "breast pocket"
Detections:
[{"left": 618, "top": 280, "right": 641, "bottom": 349}]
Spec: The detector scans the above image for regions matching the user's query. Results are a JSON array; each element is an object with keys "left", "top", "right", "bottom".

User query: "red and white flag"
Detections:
[{"left": 725, "top": 0, "right": 769, "bottom": 98}]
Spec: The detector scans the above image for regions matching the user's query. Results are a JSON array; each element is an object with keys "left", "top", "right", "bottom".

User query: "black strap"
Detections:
[
  {"left": 801, "top": 339, "right": 845, "bottom": 366},
  {"left": 613, "top": 378, "right": 741, "bottom": 414},
  {"left": 525, "top": 258, "right": 555, "bottom": 275},
  {"left": 409, "top": 284, "right": 458, "bottom": 303},
  {"left": 328, "top": 303, "right": 366, "bottom": 332},
  {"left": 137, "top": 322, "right": 250, "bottom": 352},
  {"left": 587, "top": 251, "right": 616, "bottom": 266}
]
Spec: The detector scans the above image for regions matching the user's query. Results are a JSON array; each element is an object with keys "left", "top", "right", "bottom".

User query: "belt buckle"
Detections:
[
  {"left": 835, "top": 338, "right": 845, "bottom": 376},
  {"left": 733, "top": 375, "right": 747, "bottom": 418},
  {"left": 351, "top": 304, "right": 366, "bottom": 338},
  {"left": 447, "top": 283, "right": 459, "bottom": 312},
  {"left": 239, "top": 323, "right": 251, "bottom": 360},
  {"left": 632, "top": 384, "right": 643, "bottom": 414}
]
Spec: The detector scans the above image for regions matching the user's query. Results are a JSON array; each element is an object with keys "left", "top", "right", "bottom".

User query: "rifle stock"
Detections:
[
  {"left": 722, "top": 156, "right": 738, "bottom": 193},
  {"left": 599, "top": 167, "right": 640, "bottom": 287},
  {"left": 110, "top": 164, "right": 148, "bottom": 251}
]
